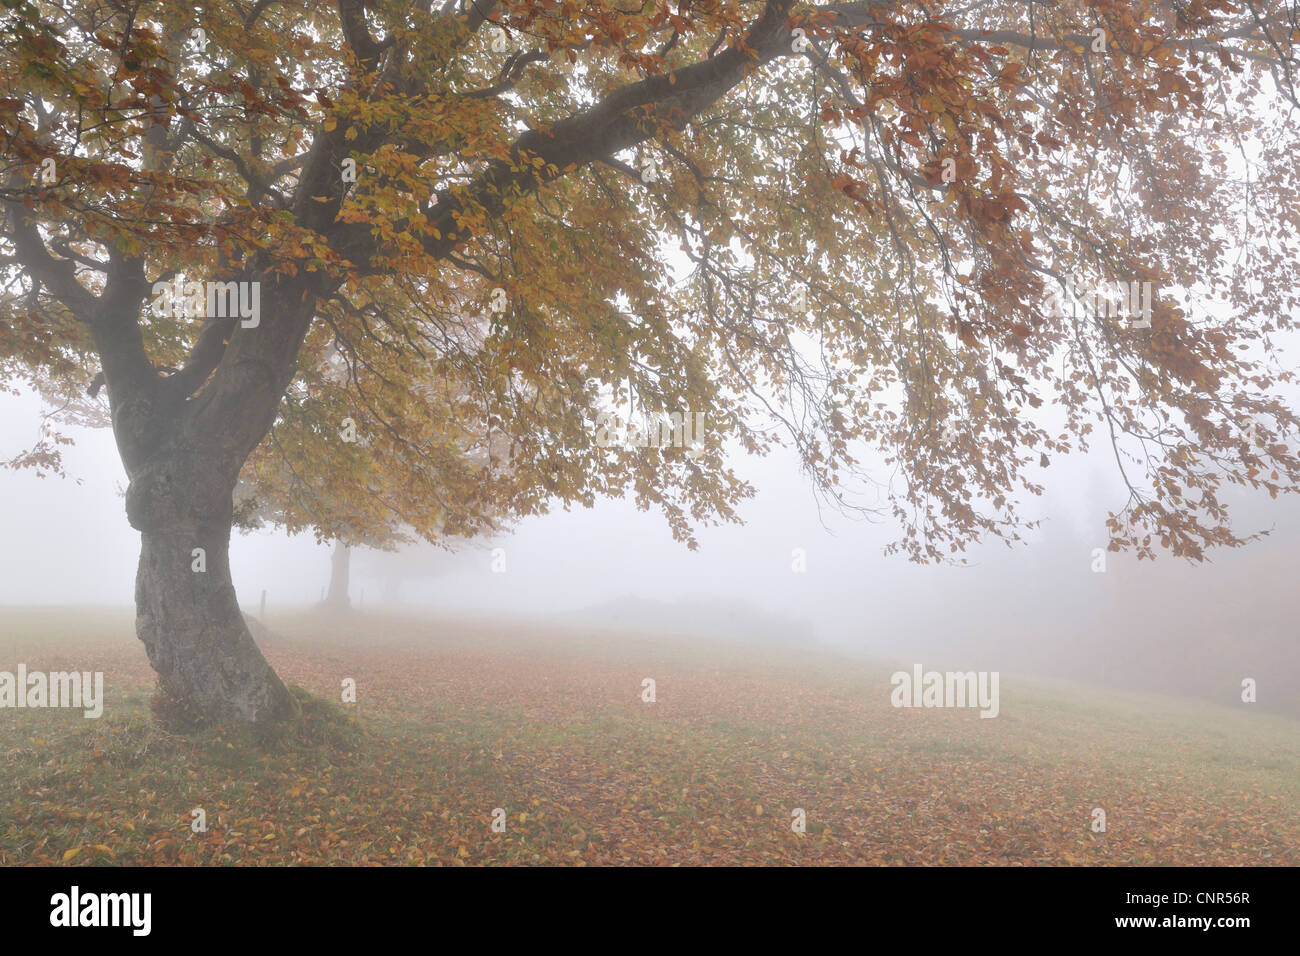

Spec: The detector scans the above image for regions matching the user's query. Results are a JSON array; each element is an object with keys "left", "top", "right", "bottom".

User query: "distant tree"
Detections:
[
  {"left": 325, "top": 541, "right": 354, "bottom": 608},
  {"left": 3, "top": 1, "right": 1299, "bottom": 726}
]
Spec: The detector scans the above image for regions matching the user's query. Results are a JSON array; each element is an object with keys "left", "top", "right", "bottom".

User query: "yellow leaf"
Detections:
[
  {"left": 457, "top": 845, "right": 469, "bottom": 858},
  {"left": 62, "top": 847, "right": 81, "bottom": 861},
  {"left": 92, "top": 844, "right": 114, "bottom": 858}
]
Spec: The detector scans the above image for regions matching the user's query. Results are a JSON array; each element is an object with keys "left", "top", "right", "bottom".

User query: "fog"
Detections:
[{"left": 3, "top": 381, "right": 1296, "bottom": 718}]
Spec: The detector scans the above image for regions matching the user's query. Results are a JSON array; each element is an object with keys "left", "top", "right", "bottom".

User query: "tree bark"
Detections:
[
  {"left": 325, "top": 541, "right": 352, "bottom": 608},
  {"left": 125, "top": 424, "right": 298, "bottom": 728}
]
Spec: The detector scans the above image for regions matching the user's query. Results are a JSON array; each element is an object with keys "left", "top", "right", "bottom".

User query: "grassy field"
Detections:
[{"left": 1, "top": 607, "right": 1296, "bottom": 866}]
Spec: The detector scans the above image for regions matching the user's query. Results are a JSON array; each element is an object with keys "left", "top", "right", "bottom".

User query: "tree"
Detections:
[
  {"left": 2, "top": 0, "right": 1298, "bottom": 726},
  {"left": 227, "top": 343, "right": 511, "bottom": 611},
  {"left": 325, "top": 541, "right": 355, "bottom": 607}
]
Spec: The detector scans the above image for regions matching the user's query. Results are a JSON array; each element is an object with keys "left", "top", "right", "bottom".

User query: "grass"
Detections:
[{"left": 0, "top": 606, "right": 1296, "bottom": 866}]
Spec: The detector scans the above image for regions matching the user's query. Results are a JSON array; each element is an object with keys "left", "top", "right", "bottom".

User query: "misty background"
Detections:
[{"left": 3, "top": 381, "right": 1296, "bottom": 719}]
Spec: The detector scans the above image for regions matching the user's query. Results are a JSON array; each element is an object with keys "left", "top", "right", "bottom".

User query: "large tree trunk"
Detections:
[
  {"left": 324, "top": 541, "right": 351, "bottom": 608},
  {"left": 126, "top": 440, "right": 297, "bottom": 728}
]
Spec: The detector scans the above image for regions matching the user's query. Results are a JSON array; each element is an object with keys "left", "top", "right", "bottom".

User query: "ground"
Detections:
[{"left": 1, "top": 607, "right": 1296, "bottom": 866}]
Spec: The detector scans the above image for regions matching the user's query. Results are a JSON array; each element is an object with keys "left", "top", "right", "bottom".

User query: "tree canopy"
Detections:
[{"left": 6, "top": 0, "right": 1299, "bottom": 562}]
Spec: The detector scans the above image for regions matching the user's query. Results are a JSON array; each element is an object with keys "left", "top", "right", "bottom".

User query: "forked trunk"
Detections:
[{"left": 103, "top": 272, "right": 322, "bottom": 727}]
